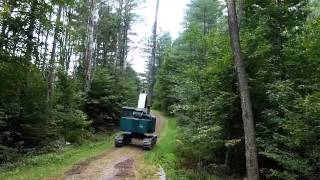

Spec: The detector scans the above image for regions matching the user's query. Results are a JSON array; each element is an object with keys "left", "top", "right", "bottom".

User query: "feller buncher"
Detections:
[{"left": 114, "top": 93, "right": 157, "bottom": 150}]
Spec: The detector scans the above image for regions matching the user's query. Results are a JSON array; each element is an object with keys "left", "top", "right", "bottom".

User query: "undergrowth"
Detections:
[
  {"left": 0, "top": 134, "right": 113, "bottom": 180},
  {"left": 145, "top": 115, "right": 222, "bottom": 180}
]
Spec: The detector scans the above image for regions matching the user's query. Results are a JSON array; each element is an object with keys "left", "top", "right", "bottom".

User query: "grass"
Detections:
[
  {"left": 0, "top": 135, "right": 114, "bottom": 180},
  {"left": 145, "top": 114, "right": 222, "bottom": 180},
  {"left": 0, "top": 114, "right": 225, "bottom": 180}
]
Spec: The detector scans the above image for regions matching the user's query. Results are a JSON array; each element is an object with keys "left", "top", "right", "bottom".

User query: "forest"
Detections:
[
  {"left": 1, "top": 0, "right": 320, "bottom": 179},
  {"left": 0, "top": 0, "right": 141, "bottom": 161},
  {"left": 153, "top": 0, "right": 320, "bottom": 179}
]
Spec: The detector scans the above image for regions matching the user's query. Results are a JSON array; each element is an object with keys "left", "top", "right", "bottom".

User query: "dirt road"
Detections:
[{"left": 63, "top": 111, "right": 165, "bottom": 180}]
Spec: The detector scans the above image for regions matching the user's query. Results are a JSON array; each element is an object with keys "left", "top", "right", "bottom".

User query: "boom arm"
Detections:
[{"left": 137, "top": 93, "right": 147, "bottom": 109}]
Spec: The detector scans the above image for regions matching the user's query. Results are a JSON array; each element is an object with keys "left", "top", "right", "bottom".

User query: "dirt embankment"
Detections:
[{"left": 63, "top": 111, "right": 165, "bottom": 180}]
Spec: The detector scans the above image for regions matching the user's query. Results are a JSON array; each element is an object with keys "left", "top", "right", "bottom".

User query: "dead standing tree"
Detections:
[{"left": 226, "top": 0, "right": 259, "bottom": 179}]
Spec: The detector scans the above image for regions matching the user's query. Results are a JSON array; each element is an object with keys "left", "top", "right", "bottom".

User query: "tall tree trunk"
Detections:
[
  {"left": 41, "top": 12, "right": 52, "bottom": 73},
  {"left": 65, "top": 8, "right": 73, "bottom": 73},
  {"left": 66, "top": 45, "right": 73, "bottom": 73},
  {"left": 11, "top": 31, "right": 18, "bottom": 55},
  {"left": 84, "top": 0, "right": 95, "bottom": 92},
  {"left": 92, "top": 32, "right": 98, "bottom": 77},
  {"left": 226, "top": 0, "right": 259, "bottom": 179},
  {"left": 121, "top": 20, "right": 128, "bottom": 69},
  {"left": 237, "top": 0, "right": 244, "bottom": 27},
  {"left": 116, "top": 0, "right": 124, "bottom": 69},
  {"left": 35, "top": 25, "right": 42, "bottom": 67},
  {"left": 25, "top": 0, "right": 37, "bottom": 61},
  {"left": 60, "top": 7, "right": 70, "bottom": 71},
  {"left": 119, "top": 0, "right": 131, "bottom": 70},
  {"left": 203, "top": 7, "right": 207, "bottom": 35},
  {"left": 47, "top": 5, "right": 62, "bottom": 107},
  {"left": 148, "top": 0, "right": 160, "bottom": 106}
]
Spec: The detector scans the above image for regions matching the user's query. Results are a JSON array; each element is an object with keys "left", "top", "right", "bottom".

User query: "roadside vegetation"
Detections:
[
  {"left": 152, "top": 0, "right": 320, "bottom": 179},
  {"left": 0, "top": 0, "right": 141, "bottom": 167},
  {"left": 1, "top": 0, "right": 320, "bottom": 179},
  {"left": 145, "top": 116, "right": 221, "bottom": 180},
  {"left": 0, "top": 135, "right": 113, "bottom": 180}
]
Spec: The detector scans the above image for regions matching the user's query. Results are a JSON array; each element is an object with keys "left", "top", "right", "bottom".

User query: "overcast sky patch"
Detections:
[{"left": 128, "top": 0, "right": 190, "bottom": 74}]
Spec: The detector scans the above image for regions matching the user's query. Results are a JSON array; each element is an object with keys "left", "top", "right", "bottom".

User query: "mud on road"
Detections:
[{"left": 63, "top": 111, "right": 165, "bottom": 180}]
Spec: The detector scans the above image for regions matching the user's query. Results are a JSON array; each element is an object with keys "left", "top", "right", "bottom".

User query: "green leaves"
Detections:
[
  {"left": 85, "top": 67, "right": 140, "bottom": 129},
  {"left": 153, "top": 0, "right": 320, "bottom": 178},
  {"left": 185, "top": 0, "right": 222, "bottom": 34},
  {"left": 153, "top": 0, "right": 239, "bottom": 171}
]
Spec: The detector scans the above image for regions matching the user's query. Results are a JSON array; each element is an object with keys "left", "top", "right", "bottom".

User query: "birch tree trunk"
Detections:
[{"left": 226, "top": 0, "right": 259, "bottom": 179}]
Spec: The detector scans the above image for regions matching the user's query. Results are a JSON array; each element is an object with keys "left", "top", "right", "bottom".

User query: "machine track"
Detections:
[
  {"left": 142, "top": 135, "right": 157, "bottom": 150},
  {"left": 115, "top": 133, "right": 157, "bottom": 150}
]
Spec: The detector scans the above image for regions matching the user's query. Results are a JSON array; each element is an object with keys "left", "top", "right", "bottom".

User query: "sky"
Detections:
[{"left": 128, "top": 0, "right": 190, "bottom": 74}]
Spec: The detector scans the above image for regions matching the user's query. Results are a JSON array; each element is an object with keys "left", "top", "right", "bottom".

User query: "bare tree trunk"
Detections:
[
  {"left": 237, "top": 0, "right": 244, "bottom": 27},
  {"left": 148, "top": 0, "right": 160, "bottom": 106},
  {"left": 91, "top": 32, "right": 98, "bottom": 80},
  {"left": 116, "top": 0, "right": 124, "bottom": 69},
  {"left": 35, "top": 25, "right": 42, "bottom": 67},
  {"left": 47, "top": 5, "right": 62, "bottom": 107},
  {"left": 59, "top": 7, "right": 72, "bottom": 72},
  {"left": 11, "top": 31, "right": 18, "bottom": 55},
  {"left": 66, "top": 45, "right": 73, "bottom": 73},
  {"left": 119, "top": 0, "right": 132, "bottom": 70},
  {"left": 41, "top": 12, "right": 52, "bottom": 73},
  {"left": 203, "top": 7, "right": 207, "bottom": 35},
  {"left": 84, "top": 0, "right": 95, "bottom": 92},
  {"left": 226, "top": 0, "right": 259, "bottom": 179},
  {"left": 25, "top": 0, "right": 37, "bottom": 61},
  {"left": 65, "top": 8, "right": 73, "bottom": 73},
  {"left": 121, "top": 21, "right": 128, "bottom": 69}
]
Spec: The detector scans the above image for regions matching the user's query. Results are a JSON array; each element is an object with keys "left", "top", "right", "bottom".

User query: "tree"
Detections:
[
  {"left": 185, "top": 0, "right": 222, "bottom": 35},
  {"left": 25, "top": 0, "right": 38, "bottom": 61},
  {"left": 148, "top": 0, "right": 160, "bottom": 106},
  {"left": 226, "top": 0, "right": 259, "bottom": 179},
  {"left": 153, "top": 0, "right": 320, "bottom": 179},
  {"left": 84, "top": 0, "right": 96, "bottom": 92},
  {"left": 156, "top": 32, "right": 172, "bottom": 68},
  {"left": 48, "top": 5, "right": 63, "bottom": 108},
  {"left": 0, "top": 0, "right": 142, "bottom": 163}
]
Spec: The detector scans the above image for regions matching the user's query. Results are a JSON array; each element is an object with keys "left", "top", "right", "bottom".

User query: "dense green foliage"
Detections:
[
  {"left": 145, "top": 115, "right": 220, "bottom": 180},
  {"left": 0, "top": 134, "right": 113, "bottom": 180},
  {"left": 154, "top": 0, "right": 320, "bottom": 179},
  {"left": 1, "top": 0, "right": 320, "bottom": 179},
  {"left": 86, "top": 67, "right": 140, "bottom": 129},
  {"left": 0, "top": 0, "right": 141, "bottom": 164}
]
